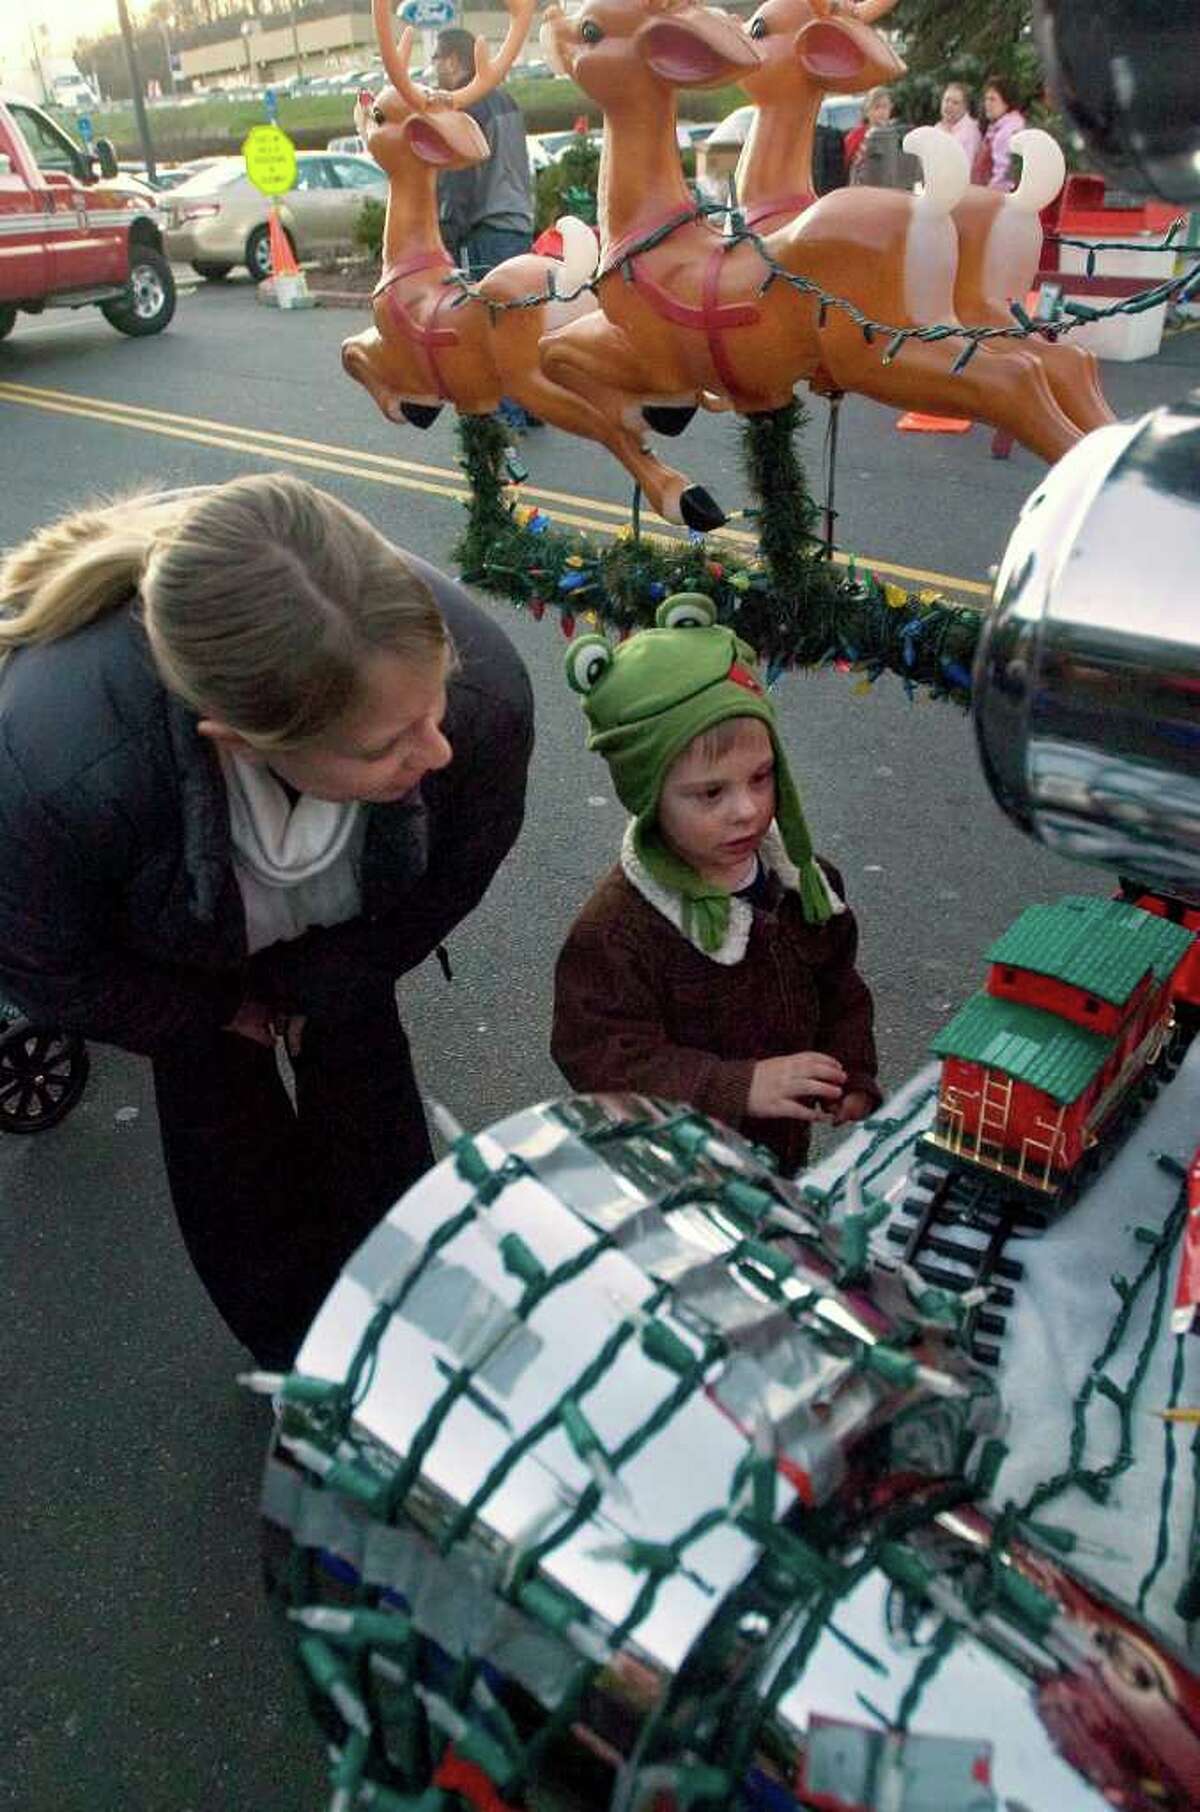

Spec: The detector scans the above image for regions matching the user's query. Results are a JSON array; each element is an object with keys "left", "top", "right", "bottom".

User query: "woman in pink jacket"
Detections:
[
  {"left": 974, "top": 74, "right": 1026, "bottom": 190},
  {"left": 937, "top": 81, "right": 982, "bottom": 168}
]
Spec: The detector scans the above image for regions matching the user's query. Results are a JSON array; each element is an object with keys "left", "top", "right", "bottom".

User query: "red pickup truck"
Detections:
[{"left": 0, "top": 93, "right": 175, "bottom": 340}]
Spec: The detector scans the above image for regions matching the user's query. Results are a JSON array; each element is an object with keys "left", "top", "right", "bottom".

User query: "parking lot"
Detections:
[{"left": 2, "top": 276, "right": 1199, "bottom": 1810}]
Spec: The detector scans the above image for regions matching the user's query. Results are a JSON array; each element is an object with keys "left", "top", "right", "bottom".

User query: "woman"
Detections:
[
  {"left": 937, "top": 81, "right": 982, "bottom": 168},
  {"left": 846, "top": 87, "right": 917, "bottom": 190},
  {"left": 843, "top": 87, "right": 892, "bottom": 180},
  {"left": 0, "top": 474, "right": 533, "bottom": 1368},
  {"left": 974, "top": 74, "right": 1026, "bottom": 190}
]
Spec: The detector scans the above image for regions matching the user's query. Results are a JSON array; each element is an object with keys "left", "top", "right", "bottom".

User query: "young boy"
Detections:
[{"left": 552, "top": 602, "right": 881, "bottom": 1173}]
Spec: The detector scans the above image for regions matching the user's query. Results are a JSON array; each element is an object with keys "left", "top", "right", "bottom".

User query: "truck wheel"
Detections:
[
  {"left": 101, "top": 246, "right": 177, "bottom": 337},
  {"left": 245, "top": 222, "right": 293, "bottom": 283},
  {"left": 0, "top": 303, "right": 16, "bottom": 341},
  {"left": 193, "top": 261, "right": 233, "bottom": 281}
]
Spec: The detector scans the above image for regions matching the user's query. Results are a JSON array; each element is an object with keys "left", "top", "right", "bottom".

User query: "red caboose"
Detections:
[
  {"left": 924, "top": 897, "right": 1194, "bottom": 1197},
  {"left": 1125, "top": 888, "right": 1200, "bottom": 1024}
]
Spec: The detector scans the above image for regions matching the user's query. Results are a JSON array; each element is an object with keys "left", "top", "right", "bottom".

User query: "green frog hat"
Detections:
[{"left": 566, "top": 595, "right": 838, "bottom": 953}]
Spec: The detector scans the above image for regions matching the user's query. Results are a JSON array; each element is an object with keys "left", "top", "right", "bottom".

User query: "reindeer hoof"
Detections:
[
  {"left": 401, "top": 403, "right": 443, "bottom": 428},
  {"left": 643, "top": 404, "right": 698, "bottom": 437},
  {"left": 679, "top": 486, "right": 726, "bottom": 532}
]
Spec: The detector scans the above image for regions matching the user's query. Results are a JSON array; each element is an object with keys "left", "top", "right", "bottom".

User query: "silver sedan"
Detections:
[{"left": 162, "top": 151, "right": 387, "bottom": 282}]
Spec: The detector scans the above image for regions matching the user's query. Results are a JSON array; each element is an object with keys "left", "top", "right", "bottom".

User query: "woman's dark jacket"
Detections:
[{"left": 0, "top": 557, "right": 533, "bottom": 1056}]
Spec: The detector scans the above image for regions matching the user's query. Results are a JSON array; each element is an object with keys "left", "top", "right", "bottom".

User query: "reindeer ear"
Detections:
[
  {"left": 403, "top": 111, "right": 488, "bottom": 165},
  {"left": 639, "top": 14, "right": 760, "bottom": 84},
  {"left": 794, "top": 18, "right": 868, "bottom": 82}
]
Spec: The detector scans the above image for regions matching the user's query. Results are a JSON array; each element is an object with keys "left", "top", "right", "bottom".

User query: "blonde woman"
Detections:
[
  {"left": 844, "top": 86, "right": 893, "bottom": 178},
  {"left": 0, "top": 474, "right": 532, "bottom": 1368}
]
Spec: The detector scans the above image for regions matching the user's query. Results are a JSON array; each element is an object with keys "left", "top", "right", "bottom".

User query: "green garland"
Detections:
[
  {"left": 453, "top": 411, "right": 984, "bottom": 706},
  {"left": 739, "top": 400, "right": 823, "bottom": 603}
]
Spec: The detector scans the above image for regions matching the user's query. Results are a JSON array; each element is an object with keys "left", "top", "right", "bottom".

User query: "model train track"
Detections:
[
  {"left": 886, "top": 1161, "right": 1049, "bottom": 1366},
  {"left": 886, "top": 1029, "right": 1197, "bottom": 1366}
]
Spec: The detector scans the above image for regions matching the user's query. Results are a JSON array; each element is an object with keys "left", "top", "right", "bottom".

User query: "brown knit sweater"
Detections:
[{"left": 552, "top": 830, "right": 881, "bottom": 1175}]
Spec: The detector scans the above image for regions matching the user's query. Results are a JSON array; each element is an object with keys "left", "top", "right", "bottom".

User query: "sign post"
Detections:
[
  {"left": 241, "top": 123, "right": 312, "bottom": 309},
  {"left": 242, "top": 122, "right": 298, "bottom": 198}
]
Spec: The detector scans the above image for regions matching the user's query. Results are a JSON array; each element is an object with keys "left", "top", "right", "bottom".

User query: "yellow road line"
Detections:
[{"left": 0, "top": 380, "right": 991, "bottom": 598}]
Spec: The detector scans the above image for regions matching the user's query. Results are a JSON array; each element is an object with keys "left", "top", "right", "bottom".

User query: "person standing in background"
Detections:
[
  {"left": 847, "top": 87, "right": 917, "bottom": 191},
  {"left": 432, "top": 25, "right": 537, "bottom": 430},
  {"left": 974, "top": 75, "right": 1026, "bottom": 190},
  {"left": 937, "top": 81, "right": 982, "bottom": 168},
  {"left": 843, "top": 87, "right": 891, "bottom": 179}
]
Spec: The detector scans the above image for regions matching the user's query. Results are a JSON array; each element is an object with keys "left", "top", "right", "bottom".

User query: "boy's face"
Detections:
[{"left": 657, "top": 718, "right": 776, "bottom": 888}]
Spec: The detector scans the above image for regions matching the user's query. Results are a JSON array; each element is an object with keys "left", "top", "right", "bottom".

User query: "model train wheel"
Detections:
[{"left": 0, "top": 1022, "right": 89, "bottom": 1133}]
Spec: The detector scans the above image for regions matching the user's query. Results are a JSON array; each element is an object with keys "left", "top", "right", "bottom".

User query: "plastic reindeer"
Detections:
[
  {"left": 734, "top": 0, "right": 1113, "bottom": 437},
  {"left": 343, "top": 0, "right": 712, "bottom": 517},
  {"left": 538, "top": 0, "right": 1087, "bottom": 527}
]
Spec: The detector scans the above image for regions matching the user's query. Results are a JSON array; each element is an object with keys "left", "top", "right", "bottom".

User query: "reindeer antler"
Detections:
[
  {"left": 372, "top": 0, "right": 435, "bottom": 110},
  {"left": 449, "top": 0, "right": 538, "bottom": 110},
  {"left": 846, "top": 0, "right": 900, "bottom": 21},
  {"left": 812, "top": 0, "right": 900, "bottom": 19}
]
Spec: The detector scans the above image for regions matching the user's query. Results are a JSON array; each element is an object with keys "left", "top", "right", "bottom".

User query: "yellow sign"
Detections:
[{"left": 242, "top": 123, "right": 297, "bottom": 197}]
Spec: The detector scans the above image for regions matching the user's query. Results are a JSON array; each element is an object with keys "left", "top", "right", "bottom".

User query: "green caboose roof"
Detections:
[
  {"left": 931, "top": 993, "right": 1114, "bottom": 1104},
  {"left": 985, "top": 895, "right": 1193, "bottom": 1005}
]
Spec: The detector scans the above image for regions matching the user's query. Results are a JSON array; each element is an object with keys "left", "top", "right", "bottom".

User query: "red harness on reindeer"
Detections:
[
  {"left": 375, "top": 248, "right": 461, "bottom": 399},
  {"left": 598, "top": 205, "right": 764, "bottom": 404}
]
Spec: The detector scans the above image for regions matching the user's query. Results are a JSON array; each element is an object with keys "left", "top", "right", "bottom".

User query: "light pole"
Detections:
[
  {"left": 289, "top": 2, "right": 304, "bottom": 82},
  {"left": 159, "top": 12, "right": 177, "bottom": 98},
  {"left": 114, "top": 0, "right": 157, "bottom": 182},
  {"left": 26, "top": 19, "right": 51, "bottom": 107},
  {"left": 241, "top": 19, "right": 256, "bottom": 89}
]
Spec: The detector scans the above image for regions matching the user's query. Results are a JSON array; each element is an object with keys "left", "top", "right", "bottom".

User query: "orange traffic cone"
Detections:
[
  {"left": 262, "top": 206, "right": 312, "bottom": 309},
  {"left": 267, "top": 206, "right": 300, "bottom": 278}
]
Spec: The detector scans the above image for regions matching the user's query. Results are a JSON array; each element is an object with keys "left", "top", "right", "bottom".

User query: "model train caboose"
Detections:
[
  {"left": 922, "top": 896, "right": 1194, "bottom": 1201},
  {"left": 1124, "top": 886, "right": 1200, "bottom": 1032}
]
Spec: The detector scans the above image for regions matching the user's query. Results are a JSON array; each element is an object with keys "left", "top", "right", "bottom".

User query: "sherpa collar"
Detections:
[{"left": 619, "top": 819, "right": 844, "bottom": 965}]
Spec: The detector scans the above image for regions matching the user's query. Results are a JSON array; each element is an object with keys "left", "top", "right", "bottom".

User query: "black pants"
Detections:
[{"left": 152, "top": 988, "right": 433, "bottom": 1369}]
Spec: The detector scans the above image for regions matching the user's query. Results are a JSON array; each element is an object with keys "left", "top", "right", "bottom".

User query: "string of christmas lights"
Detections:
[
  {"left": 454, "top": 412, "right": 984, "bottom": 708},
  {"left": 439, "top": 200, "right": 1200, "bottom": 365}
]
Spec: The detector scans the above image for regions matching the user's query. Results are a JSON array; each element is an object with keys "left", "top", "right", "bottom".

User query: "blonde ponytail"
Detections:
[
  {"left": 1, "top": 475, "right": 449, "bottom": 750},
  {"left": 0, "top": 493, "right": 187, "bottom": 661}
]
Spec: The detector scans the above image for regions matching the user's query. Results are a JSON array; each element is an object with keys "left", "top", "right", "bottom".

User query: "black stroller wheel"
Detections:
[{"left": 0, "top": 1022, "right": 90, "bottom": 1133}]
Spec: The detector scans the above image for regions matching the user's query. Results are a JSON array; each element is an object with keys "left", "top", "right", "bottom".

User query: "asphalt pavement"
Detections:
[{"left": 1, "top": 283, "right": 1197, "bottom": 1812}]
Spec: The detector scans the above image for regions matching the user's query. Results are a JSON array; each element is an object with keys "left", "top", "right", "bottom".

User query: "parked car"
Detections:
[
  {"left": 154, "top": 159, "right": 224, "bottom": 191},
  {"left": 161, "top": 151, "right": 388, "bottom": 281},
  {"left": 819, "top": 93, "right": 868, "bottom": 136},
  {"left": 698, "top": 95, "right": 861, "bottom": 198},
  {"left": 326, "top": 134, "right": 366, "bottom": 156},
  {"left": 525, "top": 133, "right": 553, "bottom": 175},
  {"left": 0, "top": 92, "right": 175, "bottom": 338},
  {"left": 532, "top": 128, "right": 601, "bottom": 161}
]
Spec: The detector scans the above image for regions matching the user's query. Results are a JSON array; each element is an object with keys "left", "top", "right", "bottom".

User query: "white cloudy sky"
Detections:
[{"left": 1, "top": 1, "right": 128, "bottom": 80}]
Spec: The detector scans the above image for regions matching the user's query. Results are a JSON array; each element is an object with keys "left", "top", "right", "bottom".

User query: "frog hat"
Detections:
[{"left": 566, "top": 596, "right": 840, "bottom": 953}]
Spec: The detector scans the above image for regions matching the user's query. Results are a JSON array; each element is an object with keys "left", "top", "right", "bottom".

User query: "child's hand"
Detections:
[
  {"left": 747, "top": 1052, "right": 847, "bottom": 1123},
  {"left": 833, "top": 1088, "right": 874, "bottom": 1126}
]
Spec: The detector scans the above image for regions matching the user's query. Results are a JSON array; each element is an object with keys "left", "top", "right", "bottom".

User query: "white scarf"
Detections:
[
  {"left": 219, "top": 750, "right": 364, "bottom": 953},
  {"left": 619, "top": 819, "right": 843, "bottom": 966}
]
